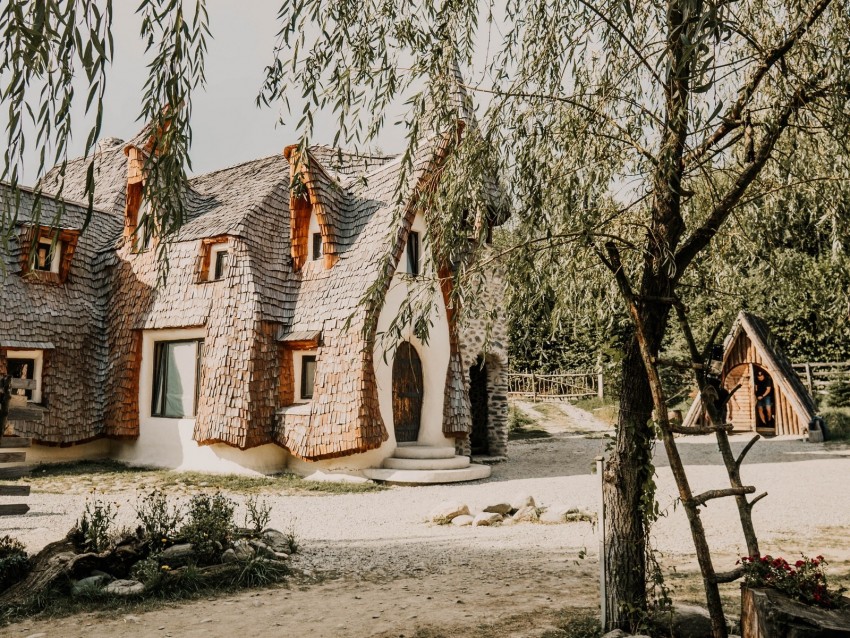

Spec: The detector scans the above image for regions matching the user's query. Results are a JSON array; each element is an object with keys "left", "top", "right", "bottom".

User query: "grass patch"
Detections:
[
  {"left": 823, "top": 408, "right": 850, "bottom": 442},
  {"left": 21, "top": 461, "right": 385, "bottom": 495},
  {"left": 540, "top": 610, "right": 601, "bottom": 638},
  {"left": 508, "top": 406, "right": 552, "bottom": 441}
]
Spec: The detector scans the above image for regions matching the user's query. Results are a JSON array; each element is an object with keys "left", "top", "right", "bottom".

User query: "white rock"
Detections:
[
  {"left": 429, "top": 501, "right": 470, "bottom": 524},
  {"left": 483, "top": 503, "right": 512, "bottom": 515},
  {"left": 72, "top": 574, "right": 112, "bottom": 596},
  {"left": 512, "top": 505, "right": 539, "bottom": 522},
  {"left": 510, "top": 495, "right": 536, "bottom": 512},
  {"left": 539, "top": 507, "right": 570, "bottom": 524},
  {"left": 472, "top": 512, "right": 503, "bottom": 527},
  {"left": 601, "top": 631, "right": 629, "bottom": 638},
  {"left": 450, "top": 515, "right": 474, "bottom": 527},
  {"left": 104, "top": 579, "right": 145, "bottom": 597},
  {"left": 500, "top": 517, "right": 517, "bottom": 526}
]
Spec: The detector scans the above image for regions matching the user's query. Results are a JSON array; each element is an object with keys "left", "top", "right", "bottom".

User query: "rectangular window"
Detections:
[
  {"left": 7, "top": 350, "right": 44, "bottom": 403},
  {"left": 151, "top": 339, "right": 204, "bottom": 418},
  {"left": 300, "top": 355, "right": 317, "bottom": 400},
  {"left": 406, "top": 231, "right": 420, "bottom": 276},
  {"left": 34, "top": 239, "right": 61, "bottom": 273},
  {"left": 212, "top": 248, "right": 229, "bottom": 280},
  {"left": 312, "top": 233, "right": 323, "bottom": 261}
]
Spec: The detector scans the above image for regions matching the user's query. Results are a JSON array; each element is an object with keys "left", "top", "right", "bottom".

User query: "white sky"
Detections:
[{"left": 13, "top": 1, "right": 418, "bottom": 182}]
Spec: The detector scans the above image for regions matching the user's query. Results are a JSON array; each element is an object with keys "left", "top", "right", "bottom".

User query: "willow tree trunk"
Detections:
[{"left": 603, "top": 298, "right": 672, "bottom": 631}]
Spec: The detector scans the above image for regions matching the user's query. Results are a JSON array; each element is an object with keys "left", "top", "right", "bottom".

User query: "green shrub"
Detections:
[
  {"left": 541, "top": 611, "right": 601, "bottom": 638},
  {"left": 243, "top": 495, "right": 271, "bottom": 534},
  {"left": 823, "top": 409, "right": 850, "bottom": 441},
  {"left": 233, "top": 555, "right": 288, "bottom": 588},
  {"left": 136, "top": 489, "right": 183, "bottom": 551},
  {"left": 827, "top": 376, "right": 850, "bottom": 408},
  {"left": 179, "top": 492, "right": 235, "bottom": 565},
  {"left": 0, "top": 535, "right": 29, "bottom": 592},
  {"left": 74, "top": 499, "right": 116, "bottom": 553}
]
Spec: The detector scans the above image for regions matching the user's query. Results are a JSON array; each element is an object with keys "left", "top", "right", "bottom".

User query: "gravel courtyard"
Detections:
[{"left": 2, "top": 401, "right": 850, "bottom": 637}]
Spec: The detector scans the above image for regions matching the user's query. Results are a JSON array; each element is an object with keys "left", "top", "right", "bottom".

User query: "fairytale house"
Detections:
[
  {"left": 0, "top": 127, "right": 509, "bottom": 482},
  {"left": 682, "top": 311, "right": 817, "bottom": 436}
]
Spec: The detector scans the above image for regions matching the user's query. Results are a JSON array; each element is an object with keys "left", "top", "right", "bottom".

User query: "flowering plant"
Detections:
[{"left": 739, "top": 554, "right": 846, "bottom": 609}]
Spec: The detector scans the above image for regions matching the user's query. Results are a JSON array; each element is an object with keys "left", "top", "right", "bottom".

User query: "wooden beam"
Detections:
[
  {"left": 9, "top": 378, "right": 37, "bottom": 391},
  {"left": 0, "top": 504, "right": 29, "bottom": 516},
  {"left": 0, "top": 438, "right": 31, "bottom": 448},
  {"left": 0, "top": 452, "right": 26, "bottom": 463},
  {"left": 670, "top": 424, "right": 734, "bottom": 435},
  {"left": 692, "top": 486, "right": 756, "bottom": 507},
  {"left": 0, "top": 466, "right": 29, "bottom": 480},
  {"left": 0, "top": 485, "right": 30, "bottom": 497},
  {"left": 7, "top": 405, "right": 45, "bottom": 422}
]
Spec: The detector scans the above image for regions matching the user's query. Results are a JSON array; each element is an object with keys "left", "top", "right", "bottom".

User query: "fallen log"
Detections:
[{"left": 741, "top": 587, "right": 850, "bottom": 637}]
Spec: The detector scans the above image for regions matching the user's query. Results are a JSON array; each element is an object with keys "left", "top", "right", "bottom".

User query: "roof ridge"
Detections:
[
  {"left": 0, "top": 181, "right": 116, "bottom": 218},
  {"left": 189, "top": 153, "right": 285, "bottom": 183}
]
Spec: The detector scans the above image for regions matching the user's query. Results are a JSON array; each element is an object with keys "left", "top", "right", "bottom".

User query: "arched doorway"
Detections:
[
  {"left": 392, "top": 341, "right": 423, "bottom": 443},
  {"left": 469, "top": 355, "right": 489, "bottom": 455}
]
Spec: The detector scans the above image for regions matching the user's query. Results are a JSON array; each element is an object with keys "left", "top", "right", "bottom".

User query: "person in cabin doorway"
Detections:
[{"left": 755, "top": 369, "right": 774, "bottom": 427}]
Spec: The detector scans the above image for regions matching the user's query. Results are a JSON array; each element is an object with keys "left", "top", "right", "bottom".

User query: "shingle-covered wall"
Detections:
[{"left": 0, "top": 185, "right": 123, "bottom": 444}]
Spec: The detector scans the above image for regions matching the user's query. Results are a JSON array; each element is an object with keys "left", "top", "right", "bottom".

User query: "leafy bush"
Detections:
[
  {"left": 541, "top": 611, "right": 601, "bottom": 638},
  {"left": 823, "top": 410, "right": 850, "bottom": 441},
  {"left": 244, "top": 495, "right": 271, "bottom": 534},
  {"left": 74, "top": 499, "right": 116, "bottom": 553},
  {"left": 0, "top": 535, "right": 29, "bottom": 592},
  {"left": 740, "top": 554, "right": 847, "bottom": 608},
  {"left": 828, "top": 377, "right": 850, "bottom": 408},
  {"left": 136, "top": 489, "right": 183, "bottom": 551},
  {"left": 179, "top": 492, "right": 235, "bottom": 565}
]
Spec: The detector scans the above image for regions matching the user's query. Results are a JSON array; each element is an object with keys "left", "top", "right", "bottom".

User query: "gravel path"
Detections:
[{"left": 3, "top": 402, "right": 850, "bottom": 637}]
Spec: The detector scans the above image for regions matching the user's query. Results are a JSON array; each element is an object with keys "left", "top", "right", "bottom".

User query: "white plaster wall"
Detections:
[
  {"left": 25, "top": 438, "right": 111, "bottom": 463},
  {"left": 110, "top": 326, "right": 290, "bottom": 475}
]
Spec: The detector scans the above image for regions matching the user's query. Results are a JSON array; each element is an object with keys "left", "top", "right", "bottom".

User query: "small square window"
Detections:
[
  {"left": 406, "top": 231, "right": 420, "bottom": 276},
  {"left": 300, "top": 355, "right": 317, "bottom": 400},
  {"left": 211, "top": 247, "right": 229, "bottom": 280},
  {"left": 34, "top": 239, "right": 61, "bottom": 273},
  {"left": 7, "top": 350, "right": 44, "bottom": 404},
  {"left": 312, "top": 233, "right": 323, "bottom": 261}
]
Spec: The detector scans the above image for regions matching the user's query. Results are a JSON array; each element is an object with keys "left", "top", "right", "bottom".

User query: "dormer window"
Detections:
[
  {"left": 210, "top": 244, "right": 230, "bottom": 281},
  {"left": 34, "top": 238, "right": 62, "bottom": 273},
  {"left": 132, "top": 200, "right": 155, "bottom": 253},
  {"left": 312, "top": 232, "right": 323, "bottom": 261},
  {"left": 406, "top": 231, "right": 420, "bottom": 276}
]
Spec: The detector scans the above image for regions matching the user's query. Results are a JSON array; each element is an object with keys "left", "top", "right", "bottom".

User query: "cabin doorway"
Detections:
[
  {"left": 392, "top": 341, "right": 423, "bottom": 443},
  {"left": 724, "top": 363, "right": 751, "bottom": 431},
  {"left": 469, "top": 355, "right": 489, "bottom": 455},
  {"left": 753, "top": 365, "right": 776, "bottom": 433}
]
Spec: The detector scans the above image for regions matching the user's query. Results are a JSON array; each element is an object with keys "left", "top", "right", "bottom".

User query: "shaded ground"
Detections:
[{"left": 2, "top": 400, "right": 849, "bottom": 637}]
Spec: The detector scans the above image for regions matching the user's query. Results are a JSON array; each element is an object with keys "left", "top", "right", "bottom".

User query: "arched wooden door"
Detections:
[
  {"left": 392, "top": 342, "right": 423, "bottom": 443},
  {"left": 469, "top": 355, "right": 489, "bottom": 455}
]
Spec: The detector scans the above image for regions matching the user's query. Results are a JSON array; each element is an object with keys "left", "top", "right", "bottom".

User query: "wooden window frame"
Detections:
[
  {"left": 19, "top": 226, "right": 80, "bottom": 284},
  {"left": 151, "top": 339, "right": 204, "bottom": 418},
  {"left": 197, "top": 236, "right": 230, "bottom": 283},
  {"left": 312, "top": 232, "right": 323, "bottom": 261}
]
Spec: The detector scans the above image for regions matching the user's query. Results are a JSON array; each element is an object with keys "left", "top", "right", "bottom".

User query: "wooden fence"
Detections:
[
  {"left": 507, "top": 370, "right": 604, "bottom": 401},
  {"left": 791, "top": 361, "right": 850, "bottom": 397},
  {"left": 0, "top": 376, "right": 31, "bottom": 516}
]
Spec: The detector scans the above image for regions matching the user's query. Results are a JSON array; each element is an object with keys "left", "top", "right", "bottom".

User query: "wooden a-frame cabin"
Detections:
[{"left": 683, "top": 311, "right": 817, "bottom": 436}]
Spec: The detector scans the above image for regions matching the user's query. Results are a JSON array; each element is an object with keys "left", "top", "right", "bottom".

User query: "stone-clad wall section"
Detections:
[{"left": 456, "top": 259, "right": 509, "bottom": 457}]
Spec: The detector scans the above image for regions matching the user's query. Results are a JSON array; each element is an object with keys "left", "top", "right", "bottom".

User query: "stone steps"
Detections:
[
  {"left": 362, "top": 463, "right": 491, "bottom": 485},
  {"left": 392, "top": 445, "right": 457, "bottom": 460},
  {"left": 382, "top": 455, "right": 470, "bottom": 471}
]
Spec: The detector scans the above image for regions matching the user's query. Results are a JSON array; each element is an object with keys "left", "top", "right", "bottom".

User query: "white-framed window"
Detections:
[
  {"left": 406, "top": 231, "right": 420, "bottom": 276},
  {"left": 34, "top": 238, "right": 62, "bottom": 274},
  {"left": 133, "top": 199, "right": 155, "bottom": 253},
  {"left": 209, "top": 243, "right": 230, "bottom": 281},
  {"left": 312, "top": 232, "right": 323, "bottom": 261},
  {"left": 150, "top": 339, "right": 204, "bottom": 418},
  {"left": 294, "top": 350, "right": 318, "bottom": 401},
  {"left": 7, "top": 350, "right": 44, "bottom": 404}
]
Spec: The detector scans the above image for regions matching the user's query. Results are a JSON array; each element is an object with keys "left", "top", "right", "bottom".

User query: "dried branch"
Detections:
[{"left": 692, "top": 486, "right": 756, "bottom": 507}]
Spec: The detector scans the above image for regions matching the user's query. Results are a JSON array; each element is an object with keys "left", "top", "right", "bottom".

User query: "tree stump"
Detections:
[{"left": 741, "top": 587, "right": 850, "bottom": 637}]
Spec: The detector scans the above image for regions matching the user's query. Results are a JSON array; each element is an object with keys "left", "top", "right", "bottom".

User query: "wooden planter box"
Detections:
[{"left": 742, "top": 586, "right": 850, "bottom": 637}]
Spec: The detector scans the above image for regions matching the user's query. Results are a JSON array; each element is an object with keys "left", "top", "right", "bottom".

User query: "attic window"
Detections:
[
  {"left": 312, "top": 232, "right": 323, "bottom": 261},
  {"left": 210, "top": 244, "right": 230, "bottom": 281},
  {"left": 34, "top": 239, "right": 62, "bottom": 273},
  {"left": 7, "top": 350, "right": 44, "bottom": 404},
  {"left": 133, "top": 200, "right": 155, "bottom": 253},
  {"left": 300, "top": 354, "right": 317, "bottom": 400},
  {"left": 406, "top": 232, "right": 420, "bottom": 276}
]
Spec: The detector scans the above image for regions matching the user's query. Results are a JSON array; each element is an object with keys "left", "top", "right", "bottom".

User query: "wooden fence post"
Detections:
[
  {"left": 532, "top": 372, "right": 537, "bottom": 402},
  {"left": 597, "top": 370, "right": 604, "bottom": 400},
  {"left": 804, "top": 363, "right": 814, "bottom": 394}
]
